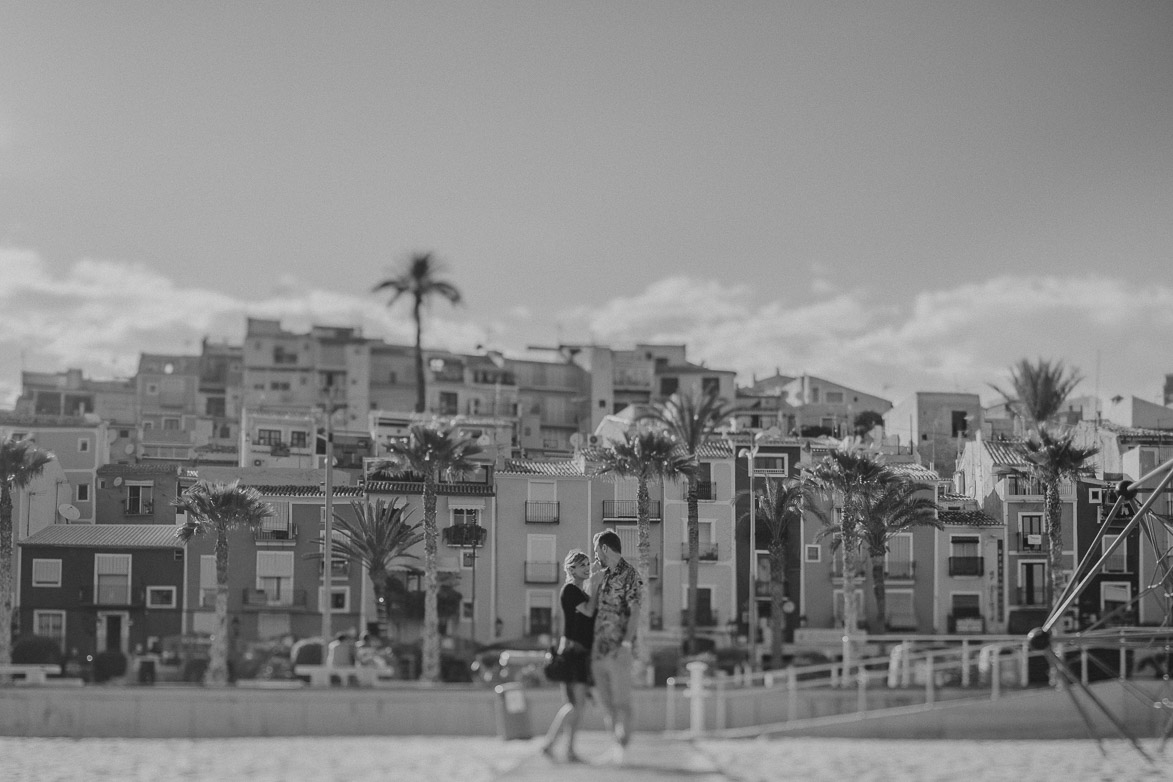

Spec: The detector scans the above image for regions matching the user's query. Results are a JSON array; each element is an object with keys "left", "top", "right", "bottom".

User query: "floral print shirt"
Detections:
[{"left": 591, "top": 556, "right": 643, "bottom": 660}]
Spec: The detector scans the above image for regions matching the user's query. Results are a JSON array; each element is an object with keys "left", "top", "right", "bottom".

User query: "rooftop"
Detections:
[{"left": 20, "top": 524, "right": 183, "bottom": 549}]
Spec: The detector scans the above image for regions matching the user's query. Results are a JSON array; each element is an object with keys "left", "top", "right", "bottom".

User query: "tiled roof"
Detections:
[
  {"left": 938, "top": 491, "right": 969, "bottom": 503},
  {"left": 363, "top": 481, "right": 495, "bottom": 496},
  {"left": 697, "top": 441, "right": 733, "bottom": 459},
  {"left": 888, "top": 463, "right": 940, "bottom": 481},
  {"left": 939, "top": 508, "right": 1002, "bottom": 527},
  {"left": 248, "top": 485, "right": 365, "bottom": 498},
  {"left": 98, "top": 463, "right": 180, "bottom": 476},
  {"left": 500, "top": 459, "right": 588, "bottom": 476},
  {"left": 983, "top": 439, "right": 1029, "bottom": 467},
  {"left": 20, "top": 524, "right": 183, "bottom": 549}
]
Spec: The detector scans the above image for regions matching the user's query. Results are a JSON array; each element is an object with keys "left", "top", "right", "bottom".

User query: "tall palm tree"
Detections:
[
  {"left": 1023, "top": 430, "right": 1099, "bottom": 607},
  {"left": 595, "top": 427, "right": 696, "bottom": 671},
  {"left": 993, "top": 357, "right": 1096, "bottom": 608},
  {"left": 856, "top": 477, "right": 941, "bottom": 631},
  {"left": 310, "top": 498, "right": 424, "bottom": 634},
  {"left": 749, "top": 476, "right": 817, "bottom": 668},
  {"left": 640, "top": 390, "right": 741, "bottom": 653},
  {"left": 382, "top": 421, "right": 482, "bottom": 683},
  {"left": 810, "top": 444, "right": 889, "bottom": 671},
  {"left": 0, "top": 436, "right": 53, "bottom": 665},
  {"left": 174, "top": 480, "right": 273, "bottom": 685},
  {"left": 373, "top": 253, "right": 462, "bottom": 414}
]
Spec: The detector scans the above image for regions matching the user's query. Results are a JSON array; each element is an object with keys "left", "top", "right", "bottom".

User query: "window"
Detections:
[
  {"left": 318, "top": 586, "right": 349, "bottom": 612},
  {"left": 163, "top": 418, "right": 180, "bottom": 431},
  {"left": 95, "top": 554, "right": 131, "bottom": 604},
  {"left": 886, "top": 590, "right": 917, "bottom": 629},
  {"left": 1101, "top": 535, "right": 1128, "bottom": 573},
  {"left": 146, "top": 383, "right": 159, "bottom": 395},
  {"left": 260, "top": 501, "right": 293, "bottom": 539},
  {"left": 439, "top": 391, "right": 459, "bottom": 415},
  {"left": 288, "top": 431, "right": 307, "bottom": 448},
  {"left": 206, "top": 398, "right": 226, "bottom": 417},
  {"left": 526, "top": 534, "right": 558, "bottom": 583},
  {"left": 199, "top": 555, "right": 216, "bottom": 607},
  {"left": 76, "top": 484, "right": 89, "bottom": 502},
  {"left": 804, "top": 545, "right": 821, "bottom": 563},
  {"left": 256, "top": 551, "right": 295, "bottom": 605},
  {"left": 1020, "top": 513, "right": 1044, "bottom": 550},
  {"left": 809, "top": 387, "right": 820, "bottom": 403},
  {"left": 33, "top": 611, "right": 65, "bottom": 652},
  {"left": 452, "top": 507, "right": 480, "bottom": 527},
  {"left": 951, "top": 411, "right": 969, "bottom": 437},
  {"left": 270, "top": 381, "right": 291, "bottom": 391},
  {"left": 825, "top": 391, "right": 844, "bottom": 404},
  {"left": 885, "top": 533, "right": 914, "bottom": 578},
  {"left": 1101, "top": 582, "right": 1131, "bottom": 618},
  {"left": 1088, "top": 488, "right": 1103, "bottom": 505},
  {"left": 681, "top": 586, "right": 715, "bottom": 625},
  {"left": 32, "top": 559, "right": 62, "bottom": 587},
  {"left": 126, "top": 483, "right": 154, "bottom": 515},
  {"left": 526, "top": 590, "right": 554, "bottom": 636},
  {"left": 255, "top": 429, "right": 282, "bottom": 446},
  {"left": 78, "top": 437, "right": 90, "bottom": 452},
  {"left": 951, "top": 593, "right": 982, "bottom": 618},
  {"left": 701, "top": 377, "right": 720, "bottom": 396},
  {"left": 146, "top": 586, "right": 177, "bottom": 608},
  {"left": 659, "top": 377, "right": 679, "bottom": 397}
]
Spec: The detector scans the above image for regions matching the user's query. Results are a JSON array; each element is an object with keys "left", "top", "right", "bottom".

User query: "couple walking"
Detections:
[{"left": 541, "top": 530, "right": 642, "bottom": 765}]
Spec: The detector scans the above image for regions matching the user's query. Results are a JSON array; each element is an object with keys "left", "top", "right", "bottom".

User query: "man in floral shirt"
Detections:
[{"left": 591, "top": 529, "right": 642, "bottom": 764}]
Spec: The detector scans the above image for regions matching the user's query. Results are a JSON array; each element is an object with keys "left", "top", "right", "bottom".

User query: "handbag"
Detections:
[{"left": 544, "top": 644, "right": 569, "bottom": 682}]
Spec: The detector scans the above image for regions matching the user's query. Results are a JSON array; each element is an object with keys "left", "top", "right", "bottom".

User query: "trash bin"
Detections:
[
  {"left": 137, "top": 657, "right": 157, "bottom": 685},
  {"left": 493, "top": 682, "right": 532, "bottom": 740}
]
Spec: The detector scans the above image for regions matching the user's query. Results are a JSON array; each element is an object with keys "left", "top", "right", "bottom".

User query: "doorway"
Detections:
[{"left": 96, "top": 612, "right": 129, "bottom": 653}]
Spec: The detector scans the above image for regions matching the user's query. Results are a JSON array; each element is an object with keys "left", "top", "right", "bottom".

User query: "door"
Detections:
[
  {"left": 96, "top": 612, "right": 129, "bottom": 653},
  {"left": 1020, "top": 562, "right": 1046, "bottom": 605}
]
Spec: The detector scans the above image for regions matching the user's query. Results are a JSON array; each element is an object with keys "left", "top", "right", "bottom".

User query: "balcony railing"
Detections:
[
  {"left": 947, "top": 613, "right": 986, "bottom": 633},
  {"left": 681, "top": 542, "right": 719, "bottom": 561},
  {"left": 78, "top": 585, "right": 144, "bottom": 607},
  {"left": 524, "top": 561, "right": 559, "bottom": 584},
  {"left": 1018, "top": 533, "right": 1045, "bottom": 552},
  {"left": 681, "top": 609, "right": 719, "bottom": 627},
  {"left": 948, "top": 556, "right": 985, "bottom": 576},
  {"left": 1004, "top": 476, "right": 1075, "bottom": 497},
  {"left": 885, "top": 560, "right": 915, "bottom": 579},
  {"left": 831, "top": 561, "right": 868, "bottom": 578},
  {"left": 319, "top": 559, "right": 351, "bottom": 579},
  {"left": 442, "top": 524, "right": 487, "bottom": 548},
  {"left": 692, "top": 481, "right": 714, "bottom": 501},
  {"left": 602, "top": 500, "right": 661, "bottom": 521},
  {"left": 1016, "top": 586, "right": 1047, "bottom": 606},
  {"left": 242, "top": 587, "right": 307, "bottom": 608},
  {"left": 524, "top": 501, "right": 560, "bottom": 524},
  {"left": 255, "top": 525, "right": 297, "bottom": 541}
]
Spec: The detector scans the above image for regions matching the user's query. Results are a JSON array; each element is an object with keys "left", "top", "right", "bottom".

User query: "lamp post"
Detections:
[
  {"left": 737, "top": 443, "right": 760, "bottom": 671},
  {"left": 318, "top": 388, "right": 346, "bottom": 642}
]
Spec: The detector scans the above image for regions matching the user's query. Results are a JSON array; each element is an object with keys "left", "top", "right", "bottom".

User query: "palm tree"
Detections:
[
  {"left": 373, "top": 253, "right": 462, "bottom": 414},
  {"left": 381, "top": 421, "right": 482, "bottom": 683},
  {"left": 310, "top": 498, "right": 424, "bottom": 634},
  {"left": 856, "top": 477, "right": 941, "bottom": 631},
  {"left": 749, "top": 476, "right": 817, "bottom": 668},
  {"left": 0, "top": 436, "right": 53, "bottom": 665},
  {"left": 640, "top": 390, "right": 741, "bottom": 653},
  {"left": 810, "top": 444, "right": 889, "bottom": 671},
  {"left": 1023, "top": 430, "right": 1099, "bottom": 606},
  {"left": 595, "top": 427, "right": 696, "bottom": 671},
  {"left": 174, "top": 480, "right": 273, "bottom": 685},
  {"left": 993, "top": 357, "right": 1097, "bottom": 608}
]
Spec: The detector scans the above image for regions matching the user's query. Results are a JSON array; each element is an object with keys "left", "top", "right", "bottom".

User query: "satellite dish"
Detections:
[
  {"left": 58, "top": 504, "right": 81, "bottom": 521},
  {"left": 569, "top": 433, "right": 583, "bottom": 448},
  {"left": 124, "top": 444, "right": 136, "bottom": 455},
  {"left": 113, "top": 476, "right": 124, "bottom": 486},
  {"left": 477, "top": 434, "right": 491, "bottom": 446}
]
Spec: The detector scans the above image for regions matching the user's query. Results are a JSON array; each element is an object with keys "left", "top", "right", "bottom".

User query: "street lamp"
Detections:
[
  {"left": 726, "top": 430, "right": 766, "bottom": 671},
  {"left": 317, "top": 387, "right": 346, "bottom": 641}
]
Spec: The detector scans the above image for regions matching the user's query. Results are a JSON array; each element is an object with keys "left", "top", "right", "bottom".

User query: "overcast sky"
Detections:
[{"left": 2, "top": 1, "right": 1171, "bottom": 409}]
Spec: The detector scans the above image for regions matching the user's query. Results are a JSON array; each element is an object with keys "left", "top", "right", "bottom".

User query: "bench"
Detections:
[
  {"left": 293, "top": 664, "right": 397, "bottom": 688},
  {"left": 0, "top": 664, "right": 63, "bottom": 684}
]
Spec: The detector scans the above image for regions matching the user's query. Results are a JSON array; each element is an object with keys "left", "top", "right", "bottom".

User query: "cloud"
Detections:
[{"left": 3, "top": 247, "right": 1171, "bottom": 412}]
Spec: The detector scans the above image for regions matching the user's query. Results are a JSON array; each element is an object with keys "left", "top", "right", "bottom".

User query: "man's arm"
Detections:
[{"left": 622, "top": 600, "right": 640, "bottom": 646}]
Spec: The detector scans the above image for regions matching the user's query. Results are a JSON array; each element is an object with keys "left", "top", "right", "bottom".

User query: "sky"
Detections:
[{"left": 2, "top": 1, "right": 1172, "bottom": 410}]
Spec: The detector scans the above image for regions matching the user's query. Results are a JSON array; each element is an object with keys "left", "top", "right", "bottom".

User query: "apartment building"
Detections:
[{"left": 884, "top": 391, "right": 982, "bottom": 478}]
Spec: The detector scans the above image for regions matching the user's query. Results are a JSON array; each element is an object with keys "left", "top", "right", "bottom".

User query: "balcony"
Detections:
[
  {"left": 692, "top": 481, "right": 715, "bottom": 501},
  {"left": 524, "top": 561, "right": 560, "bottom": 584},
  {"left": 255, "top": 525, "right": 297, "bottom": 542},
  {"left": 1016, "top": 586, "right": 1047, "bottom": 606},
  {"left": 124, "top": 501, "right": 154, "bottom": 517},
  {"left": 319, "top": 559, "right": 351, "bottom": 580},
  {"left": 831, "top": 561, "right": 868, "bottom": 578},
  {"left": 1018, "top": 533, "right": 1045, "bottom": 552},
  {"left": 602, "top": 500, "right": 661, "bottom": 522},
  {"left": 948, "top": 556, "right": 985, "bottom": 576},
  {"left": 885, "top": 560, "right": 915, "bottom": 579},
  {"left": 242, "top": 587, "right": 307, "bottom": 609},
  {"left": 1004, "top": 476, "right": 1075, "bottom": 498},
  {"left": 78, "top": 585, "right": 144, "bottom": 607},
  {"left": 680, "top": 609, "right": 719, "bottom": 627},
  {"left": 681, "top": 542, "right": 719, "bottom": 562},
  {"left": 947, "top": 613, "right": 986, "bottom": 633},
  {"left": 442, "top": 524, "right": 487, "bottom": 548},
  {"left": 524, "top": 501, "right": 560, "bottom": 524}
]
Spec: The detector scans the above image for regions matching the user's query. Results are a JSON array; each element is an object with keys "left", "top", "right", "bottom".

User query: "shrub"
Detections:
[
  {"left": 11, "top": 635, "right": 64, "bottom": 667},
  {"left": 92, "top": 650, "right": 128, "bottom": 683}
]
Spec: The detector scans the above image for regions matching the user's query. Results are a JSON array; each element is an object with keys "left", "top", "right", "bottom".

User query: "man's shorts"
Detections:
[{"left": 592, "top": 646, "right": 634, "bottom": 712}]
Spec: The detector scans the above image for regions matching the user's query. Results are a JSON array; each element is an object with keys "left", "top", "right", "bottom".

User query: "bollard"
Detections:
[
  {"left": 787, "top": 666, "right": 798, "bottom": 722},
  {"left": 961, "top": 641, "right": 971, "bottom": 688},
  {"left": 925, "top": 653, "right": 935, "bottom": 706},
  {"left": 686, "top": 660, "right": 708, "bottom": 736},
  {"left": 493, "top": 683, "right": 532, "bottom": 740},
  {"left": 991, "top": 652, "right": 1001, "bottom": 701},
  {"left": 1119, "top": 631, "right": 1127, "bottom": 681},
  {"left": 715, "top": 672, "right": 727, "bottom": 730},
  {"left": 1019, "top": 642, "right": 1029, "bottom": 687},
  {"left": 1081, "top": 647, "right": 1089, "bottom": 685},
  {"left": 666, "top": 677, "right": 677, "bottom": 731},
  {"left": 857, "top": 665, "right": 868, "bottom": 714}
]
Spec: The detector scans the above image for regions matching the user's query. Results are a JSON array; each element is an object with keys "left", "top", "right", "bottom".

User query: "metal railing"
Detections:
[
  {"left": 603, "top": 500, "right": 661, "bottom": 520},
  {"left": 242, "top": 587, "right": 307, "bottom": 608},
  {"left": 256, "top": 526, "right": 297, "bottom": 541},
  {"left": 885, "top": 560, "right": 915, "bottom": 579},
  {"left": 681, "top": 542, "right": 719, "bottom": 561},
  {"left": 692, "top": 481, "right": 715, "bottom": 501},
  {"left": 78, "top": 585, "right": 143, "bottom": 607},
  {"left": 524, "top": 500, "right": 560, "bottom": 523},
  {"left": 442, "top": 524, "right": 487, "bottom": 547},
  {"left": 948, "top": 556, "right": 984, "bottom": 576}
]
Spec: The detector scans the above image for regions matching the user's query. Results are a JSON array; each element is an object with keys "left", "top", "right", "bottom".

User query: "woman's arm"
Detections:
[{"left": 576, "top": 575, "right": 602, "bottom": 617}]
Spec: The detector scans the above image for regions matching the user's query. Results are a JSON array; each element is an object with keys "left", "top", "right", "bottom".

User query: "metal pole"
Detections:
[
  {"left": 748, "top": 453, "right": 757, "bottom": 671},
  {"left": 322, "top": 399, "right": 335, "bottom": 641}
]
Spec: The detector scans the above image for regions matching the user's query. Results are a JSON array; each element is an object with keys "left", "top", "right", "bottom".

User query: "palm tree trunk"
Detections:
[
  {"left": 208, "top": 524, "right": 231, "bottom": 685},
  {"left": 1044, "top": 479, "right": 1064, "bottom": 609},
  {"left": 686, "top": 477, "right": 699, "bottom": 655},
  {"left": 413, "top": 296, "right": 426, "bottom": 414},
  {"left": 421, "top": 472, "right": 440, "bottom": 683},
  {"left": 372, "top": 574, "right": 389, "bottom": 630},
  {"left": 0, "top": 486, "right": 14, "bottom": 665},
  {"left": 636, "top": 476, "right": 652, "bottom": 677},
  {"left": 871, "top": 555, "right": 887, "bottom": 633},
  {"left": 768, "top": 541, "right": 786, "bottom": 669},
  {"left": 841, "top": 524, "right": 859, "bottom": 680}
]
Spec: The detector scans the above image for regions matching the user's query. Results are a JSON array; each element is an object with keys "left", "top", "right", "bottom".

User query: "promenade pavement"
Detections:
[{"left": 498, "top": 732, "right": 725, "bottom": 781}]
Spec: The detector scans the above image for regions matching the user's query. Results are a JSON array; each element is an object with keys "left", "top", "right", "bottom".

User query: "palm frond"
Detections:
[
  {"left": 638, "top": 389, "right": 743, "bottom": 455},
  {"left": 172, "top": 480, "right": 274, "bottom": 543},
  {"left": 594, "top": 427, "right": 696, "bottom": 483},
  {"left": 0, "top": 437, "right": 54, "bottom": 490},
  {"left": 991, "top": 357, "right": 1083, "bottom": 430}
]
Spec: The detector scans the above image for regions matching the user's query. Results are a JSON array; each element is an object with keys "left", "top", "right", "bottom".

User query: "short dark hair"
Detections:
[{"left": 594, "top": 530, "right": 622, "bottom": 554}]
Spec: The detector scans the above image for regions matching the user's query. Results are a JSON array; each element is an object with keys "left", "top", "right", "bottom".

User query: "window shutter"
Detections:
[
  {"left": 262, "top": 501, "right": 290, "bottom": 532},
  {"left": 95, "top": 554, "right": 131, "bottom": 575},
  {"left": 256, "top": 551, "right": 294, "bottom": 577},
  {"left": 200, "top": 555, "right": 217, "bottom": 589}
]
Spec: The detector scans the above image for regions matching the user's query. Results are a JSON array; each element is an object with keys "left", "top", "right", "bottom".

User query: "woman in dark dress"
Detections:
[{"left": 540, "top": 549, "right": 597, "bottom": 762}]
